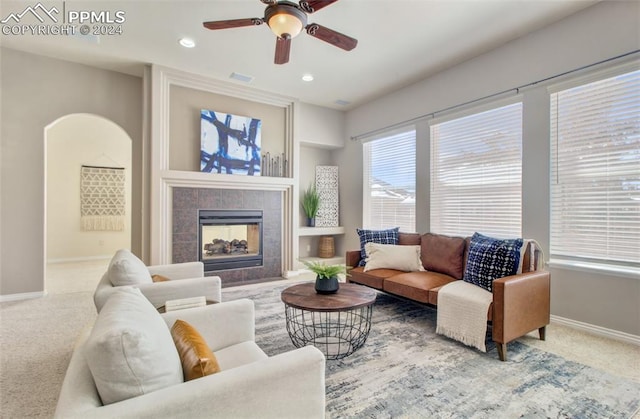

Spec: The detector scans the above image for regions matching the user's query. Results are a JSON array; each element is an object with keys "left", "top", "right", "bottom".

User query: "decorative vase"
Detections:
[
  {"left": 315, "top": 276, "right": 339, "bottom": 294},
  {"left": 307, "top": 217, "right": 316, "bottom": 227}
]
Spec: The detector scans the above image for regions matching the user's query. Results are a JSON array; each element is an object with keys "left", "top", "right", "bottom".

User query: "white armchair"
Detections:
[
  {"left": 93, "top": 249, "right": 222, "bottom": 312},
  {"left": 55, "top": 290, "right": 326, "bottom": 418}
]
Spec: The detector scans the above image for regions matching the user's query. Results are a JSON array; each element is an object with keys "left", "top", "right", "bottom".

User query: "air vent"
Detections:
[
  {"left": 229, "top": 72, "right": 254, "bottom": 83},
  {"left": 335, "top": 99, "right": 350, "bottom": 106},
  {"left": 69, "top": 32, "right": 100, "bottom": 44}
]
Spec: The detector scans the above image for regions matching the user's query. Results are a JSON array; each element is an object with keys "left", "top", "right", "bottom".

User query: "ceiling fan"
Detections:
[{"left": 203, "top": 0, "right": 357, "bottom": 65}]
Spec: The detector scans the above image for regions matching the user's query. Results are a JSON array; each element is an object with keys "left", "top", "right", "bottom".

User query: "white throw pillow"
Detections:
[
  {"left": 84, "top": 287, "right": 183, "bottom": 405},
  {"left": 108, "top": 249, "right": 152, "bottom": 286},
  {"left": 364, "top": 243, "right": 425, "bottom": 272}
]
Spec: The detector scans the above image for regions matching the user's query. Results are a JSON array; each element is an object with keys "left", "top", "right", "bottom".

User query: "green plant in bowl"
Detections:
[
  {"left": 301, "top": 260, "right": 346, "bottom": 279},
  {"left": 301, "top": 259, "right": 347, "bottom": 294}
]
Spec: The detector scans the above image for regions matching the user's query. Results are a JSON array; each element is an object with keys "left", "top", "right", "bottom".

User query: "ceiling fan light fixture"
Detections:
[
  {"left": 202, "top": 0, "right": 356, "bottom": 65},
  {"left": 265, "top": 4, "right": 307, "bottom": 39}
]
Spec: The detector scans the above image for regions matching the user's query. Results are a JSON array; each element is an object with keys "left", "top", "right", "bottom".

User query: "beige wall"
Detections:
[
  {"left": 0, "top": 48, "right": 144, "bottom": 296},
  {"left": 46, "top": 114, "right": 132, "bottom": 262},
  {"left": 297, "top": 102, "right": 345, "bottom": 149},
  {"left": 169, "top": 85, "right": 286, "bottom": 172},
  {"left": 340, "top": 1, "right": 640, "bottom": 335}
]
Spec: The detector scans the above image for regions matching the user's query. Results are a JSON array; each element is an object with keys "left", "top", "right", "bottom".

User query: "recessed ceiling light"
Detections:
[
  {"left": 179, "top": 38, "right": 196, "bottom": 48},
  {"left": 302, "top": 74, "right": 314, "bottom": 82}
]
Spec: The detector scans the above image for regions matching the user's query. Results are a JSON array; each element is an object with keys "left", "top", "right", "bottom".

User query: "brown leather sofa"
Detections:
[{"left": 346, "top": 232, "right": 550, "bottom": 361}]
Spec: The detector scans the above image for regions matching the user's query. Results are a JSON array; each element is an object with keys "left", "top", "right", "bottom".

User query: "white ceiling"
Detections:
[{"left": 0, "top": 0, "right": 598, "bottom": 109}]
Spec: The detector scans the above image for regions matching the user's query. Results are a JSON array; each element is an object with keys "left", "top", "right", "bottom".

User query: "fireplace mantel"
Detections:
[
  {"left": 149, "top": 65, "right": 300, "bottom": 274},
  {"left": 162, "top": 170, "right": 294, "bottom": 190},
  {"left": 158, "top": 171, "right": 294, "bottom": 274}
]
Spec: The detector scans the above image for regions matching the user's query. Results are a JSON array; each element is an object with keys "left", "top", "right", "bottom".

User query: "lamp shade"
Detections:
[{"left": 265, "top": 4, "right": 307, "bottom": 39}]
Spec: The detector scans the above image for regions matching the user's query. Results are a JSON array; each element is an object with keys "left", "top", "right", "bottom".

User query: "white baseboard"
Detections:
[
  {"left": 0, "top": 291, "right": 47, "bottom": 302},
  {"left": 47, "top": 255, "right": 111, "bottom": 264},
  {"left": 550, "top": 314, "right": 640, "bottom": 346}
]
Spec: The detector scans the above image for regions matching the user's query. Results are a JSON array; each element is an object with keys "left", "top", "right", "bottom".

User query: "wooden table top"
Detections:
[{"left": 281, "top": 282, "right": 377, "bottom": 312}]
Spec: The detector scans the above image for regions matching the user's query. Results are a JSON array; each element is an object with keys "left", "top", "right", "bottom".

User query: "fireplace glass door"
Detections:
[
  {"left": 201, "top": 223, "right": 260, "bottom": 259},
  {"left": 198, "top": 210, "right": 263, "bottom": 271}
]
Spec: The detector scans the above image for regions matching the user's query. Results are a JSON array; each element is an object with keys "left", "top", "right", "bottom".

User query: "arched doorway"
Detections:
[{"left": 44, "top": 114, "right": 132, "bottom": 293}]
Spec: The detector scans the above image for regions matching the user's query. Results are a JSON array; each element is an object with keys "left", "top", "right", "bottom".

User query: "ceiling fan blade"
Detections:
[
  {"left": 299, "top": 0, "right": 340, "bottom": 13},
  {"left": 274, "top": 37, "right": 291, "bottom": 65},
  {"left": 306, "top": 23, "right": 357, "bottom": 51},
  {"left": 203, "top": 18, "right": 263, "bottom": 30}
]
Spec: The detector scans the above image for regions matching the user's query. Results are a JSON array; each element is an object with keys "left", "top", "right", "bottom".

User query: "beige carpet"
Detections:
[
  {"left": 0, "top": 263, "right": 638, "bottom": 418},
  {"left": 0, "top": 292, "right": 97, "bottom": 417}
]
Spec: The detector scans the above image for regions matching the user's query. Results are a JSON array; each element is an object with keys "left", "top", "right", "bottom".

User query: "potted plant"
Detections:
[
  {"left": 301, "top": 184, "right": 320, "bottom": 227},
  {"left": 301, "top": 259, "right": 346, "bottom": 294}
]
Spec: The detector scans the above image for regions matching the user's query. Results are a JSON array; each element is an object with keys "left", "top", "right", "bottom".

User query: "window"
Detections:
[
  {"left": 362, "top": 129, "right": 416, "bottom": 232},
  {"left": 430, "top": 102, "right": 523, "bottom": 238},
  {"left": 550, "top": 69, "right": 640, "bottom": 265}
]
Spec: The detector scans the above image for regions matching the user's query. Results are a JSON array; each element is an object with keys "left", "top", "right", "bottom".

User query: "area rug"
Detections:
[{"left": 223, "top": 283, "right": 640, "bottom": 419}]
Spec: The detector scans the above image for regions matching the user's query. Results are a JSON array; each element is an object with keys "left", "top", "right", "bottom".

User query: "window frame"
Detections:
[
  {"left": 548, "top": 62, "right": 640, "bottom": 270},
  {"left": 361, "top": 126, "right": 417, "bottom": 233},
  {"left": 429, "top": 97, "right": 524, "bottom": 239}
]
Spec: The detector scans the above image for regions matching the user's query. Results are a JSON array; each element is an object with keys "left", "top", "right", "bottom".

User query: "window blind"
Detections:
[
  {"left": 430, "top": 102, "right": 523, "bottom": 238},
  {"left": 362, "top": 129, "right": 416, "bottom": 232},
  {"left": 550, "top": 69, "right": 640, "bottom": 264}
]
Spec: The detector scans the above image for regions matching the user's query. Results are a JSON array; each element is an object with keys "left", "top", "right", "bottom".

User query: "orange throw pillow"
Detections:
[
  {"left": 170, "top": 320, "right": 220, "bottom": 381},
  {"left": 151, "top": 274, "right": 170, "bottom": 282}
]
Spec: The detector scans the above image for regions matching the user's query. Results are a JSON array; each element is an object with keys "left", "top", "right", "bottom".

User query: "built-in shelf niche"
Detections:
[{"left": 298, "top": 226, "right": 345, "bottom": 236}]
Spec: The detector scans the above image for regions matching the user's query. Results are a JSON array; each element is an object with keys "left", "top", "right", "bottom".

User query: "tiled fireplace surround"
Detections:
[{"left": 172, "top": 187, "right": 282, "bottom": 286}]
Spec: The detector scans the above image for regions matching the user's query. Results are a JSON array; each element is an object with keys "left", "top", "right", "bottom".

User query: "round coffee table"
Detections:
[{"left": 281, "top": 282, "right": 377, "bottom": 360}]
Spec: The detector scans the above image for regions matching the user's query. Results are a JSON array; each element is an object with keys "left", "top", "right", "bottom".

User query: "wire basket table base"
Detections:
[
  {"left": 281, "top": 283, "right": 377, "bottom": 360},
  {"left": 284, "top": 304, "right": 373, "bottom": 359}
]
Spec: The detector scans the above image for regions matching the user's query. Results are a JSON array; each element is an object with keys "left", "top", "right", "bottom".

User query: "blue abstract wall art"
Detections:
[{"left": 201, "top": 109, "right": 262, "bottom": 176}]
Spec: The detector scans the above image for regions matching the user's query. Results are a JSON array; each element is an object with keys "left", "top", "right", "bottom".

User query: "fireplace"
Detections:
[
  {"left": 198, "top": 209, "right": 263, "bottom": 271},
  {"left": 173, "top": 188, "right": 282, "bottom": 285}
]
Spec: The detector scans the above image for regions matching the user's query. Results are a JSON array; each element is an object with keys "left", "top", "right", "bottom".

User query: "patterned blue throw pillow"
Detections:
[
  {"left": 463, "top": 232, "right": 524, "bottom": 292},
  {"left": 356, "top": 227, "right": 400, "bottom": 267}
]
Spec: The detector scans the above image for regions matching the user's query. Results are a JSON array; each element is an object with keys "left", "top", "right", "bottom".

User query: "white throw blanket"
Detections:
[
  {"left": 524, "top": 239, "right": 545, "bottom": 272},
  {"left": 436, "top": 281, "right": 493, "bottom": 352}
]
